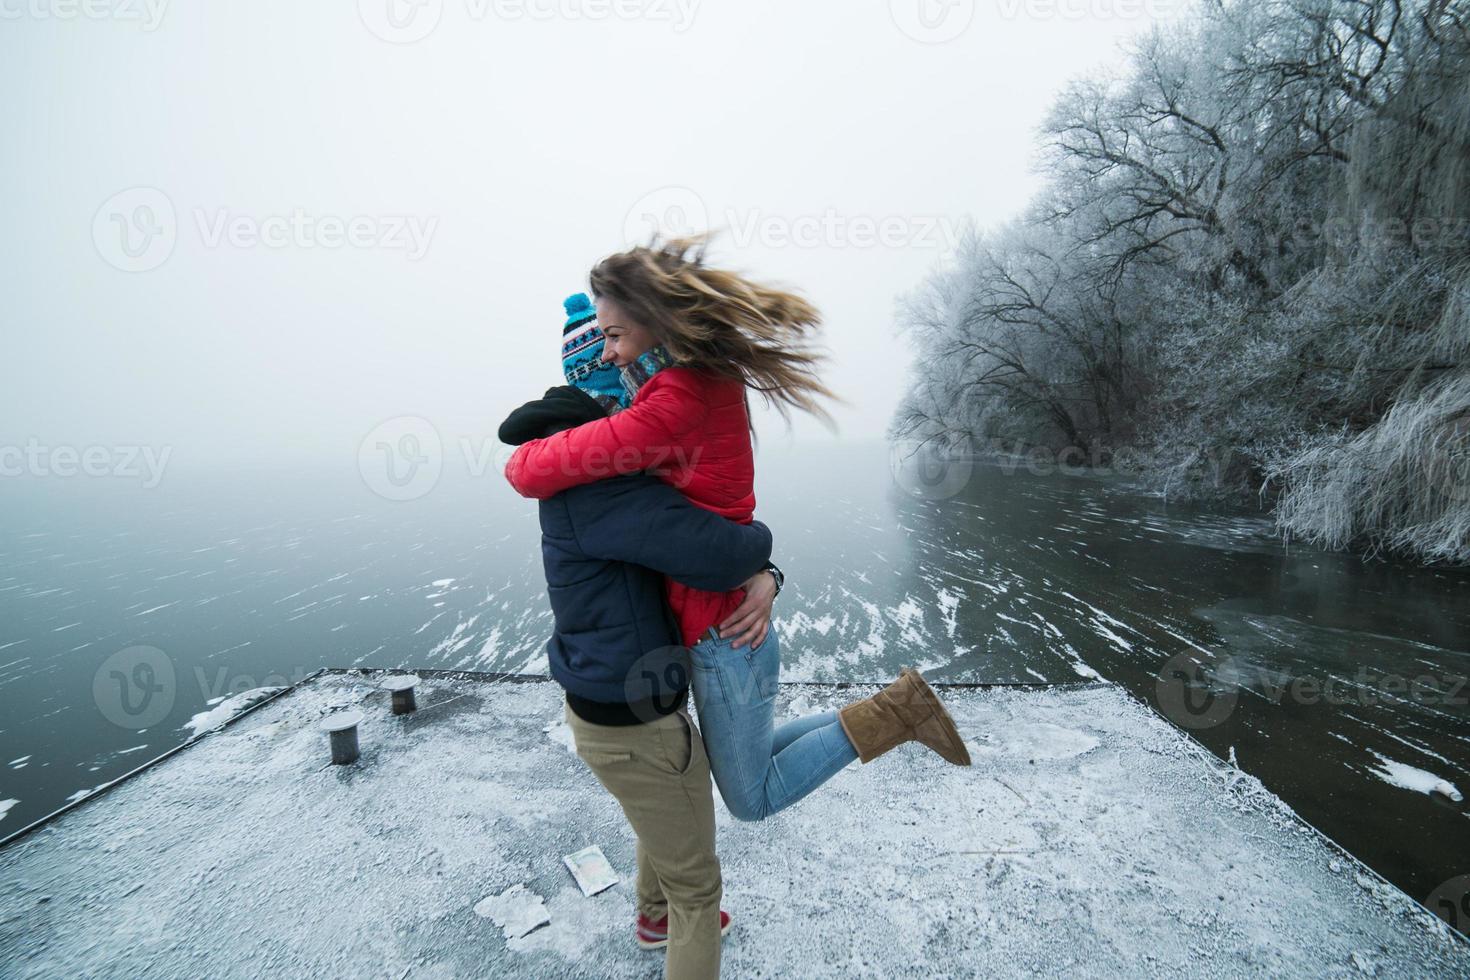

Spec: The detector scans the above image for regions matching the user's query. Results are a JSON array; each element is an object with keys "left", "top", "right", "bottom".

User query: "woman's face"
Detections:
[{"left": 596, "top": 295, "right": 657, "bottom": 367}]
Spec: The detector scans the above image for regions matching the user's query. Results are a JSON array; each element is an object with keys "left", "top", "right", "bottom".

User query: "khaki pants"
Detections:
[{"left": 564, "top": 701, "right": 723, "bottom": 980}]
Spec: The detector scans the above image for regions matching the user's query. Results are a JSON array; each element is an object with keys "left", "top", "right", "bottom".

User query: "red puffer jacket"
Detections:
[{"left": 505, "top": 366, "right": 756, "bottom": 647}]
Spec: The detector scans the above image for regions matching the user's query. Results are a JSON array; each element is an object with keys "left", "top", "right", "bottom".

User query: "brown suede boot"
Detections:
[{"left": 836, "top": 668, "right": 972, "bottom": 766}]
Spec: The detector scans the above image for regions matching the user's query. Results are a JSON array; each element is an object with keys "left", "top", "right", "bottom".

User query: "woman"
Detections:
[{"left": 505, "top": 234, "right": 971, "bottom": 824}]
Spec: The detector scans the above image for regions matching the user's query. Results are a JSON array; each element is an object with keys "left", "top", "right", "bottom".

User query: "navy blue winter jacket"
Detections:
[
  {"left": 500, "top": 387, "right": 773, "bottom": 705},
  {"left": 536, "top": 475, "right": 772, "bottom": 703}
]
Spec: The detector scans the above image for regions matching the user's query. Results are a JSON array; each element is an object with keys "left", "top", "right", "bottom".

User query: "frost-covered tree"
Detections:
[{"left": 894, "top": 0, "right": 1470, "bottom": 562}]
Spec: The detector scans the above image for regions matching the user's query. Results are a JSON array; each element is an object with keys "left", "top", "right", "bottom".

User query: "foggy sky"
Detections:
[{"left": 3, "top": 0, "right": 1183, "bottom": 477}]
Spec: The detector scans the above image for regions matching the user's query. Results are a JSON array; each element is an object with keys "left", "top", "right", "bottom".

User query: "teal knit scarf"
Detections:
[{"left": 619, "top": 345, "right": 677, "bottom": 405}]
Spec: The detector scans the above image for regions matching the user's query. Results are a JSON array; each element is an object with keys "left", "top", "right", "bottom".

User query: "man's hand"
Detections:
[{"left": 717, "top": 569, "right": 777, "bottom": 650}]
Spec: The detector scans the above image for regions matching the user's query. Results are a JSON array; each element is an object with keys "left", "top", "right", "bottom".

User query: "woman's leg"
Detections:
[
  {"left": 770, "top": 708, "right": 841, "bottom": 753},
  {"left": 690, "top": 628, "right": 859, "bottom": 822}
]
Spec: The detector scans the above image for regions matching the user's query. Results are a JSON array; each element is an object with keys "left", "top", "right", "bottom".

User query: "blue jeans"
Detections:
[{"left": 689, "top": 625, "right": 859, "bottom": 821}]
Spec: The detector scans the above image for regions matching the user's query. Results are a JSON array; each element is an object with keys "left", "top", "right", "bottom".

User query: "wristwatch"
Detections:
[{"left": 763, "top": 560, "right": 785, "bottom": 598}]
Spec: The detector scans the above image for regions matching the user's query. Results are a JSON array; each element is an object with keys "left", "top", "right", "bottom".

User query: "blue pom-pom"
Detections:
[{"left": 564, "top": 293, "right": 592, "bottom": 315}]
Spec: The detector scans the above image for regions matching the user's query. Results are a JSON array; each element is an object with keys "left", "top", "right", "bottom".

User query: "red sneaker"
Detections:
[{"left": 635, "top": 909, "right": 732, "bottom": 949}]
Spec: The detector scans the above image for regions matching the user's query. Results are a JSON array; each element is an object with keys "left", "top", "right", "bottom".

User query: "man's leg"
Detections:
[
  {"left": 566, "top": 703, "right": 722, "bottom": 980},
  {"left": 636, "top": 839, "right": 667, "bottom": 923}
]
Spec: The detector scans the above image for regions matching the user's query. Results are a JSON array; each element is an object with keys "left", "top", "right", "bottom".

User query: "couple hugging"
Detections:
[{"left": 498, "top": 234, "right": 970, "bottom": 980}]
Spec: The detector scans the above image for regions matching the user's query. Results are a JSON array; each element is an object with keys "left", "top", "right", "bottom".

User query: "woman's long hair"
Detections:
[{"left": 589, "top": 232, "right": 842, "bottom": 426}]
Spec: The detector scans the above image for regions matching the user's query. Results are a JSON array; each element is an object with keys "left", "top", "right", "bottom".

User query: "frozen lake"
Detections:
[{"left": 1, "top": 440, "right": 1467, "bottom": 928}]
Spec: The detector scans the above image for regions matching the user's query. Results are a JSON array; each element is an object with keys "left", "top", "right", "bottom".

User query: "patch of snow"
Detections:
[
  {"left": 779, "top": 609, "right": 837, "bottom": 640},
  {"left": 180, "top": 687, "right": 285, "bottom": 738},
  {"left": 1091, "top": 622, "right": 1134, "bottom": 653},
  {"left": 786, "top": 694, "right": 813, "bottom": 717},
  {"left": 1365, "top": 751, "right": 1463, "bottom": 801},
  {"left": 969, "top": 721, "right": 1100, "bottom": 762},
  {"left": 474, "top": 884, "right": 550, "bottom": 940},
  {"left": 935, "top": 588, "right": 961, "bottom": 640},
  {"left": 540, "top": 716, "right": 576, "bottom": 754},
  {"left": 64, "top": 781, "right": 111, "bottom": 804},
  {"left": 889, "top": 595, "right": 928, "bottom": 648},
  {"left": 1070, "top": 661, "right": 1103, "bottom": 681}
]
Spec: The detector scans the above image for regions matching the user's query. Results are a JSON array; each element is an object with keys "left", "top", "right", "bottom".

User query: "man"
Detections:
[{"left": 499, "top": 300, "right": 778, "bottom": 979}]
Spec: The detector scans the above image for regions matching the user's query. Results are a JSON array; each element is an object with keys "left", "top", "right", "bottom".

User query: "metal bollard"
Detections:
[
  {"left": 322, "top": 709, "right": 363, "bottom": 765},
  {"left": 381, "top": 674, "right": 420, "bottom": 715}
]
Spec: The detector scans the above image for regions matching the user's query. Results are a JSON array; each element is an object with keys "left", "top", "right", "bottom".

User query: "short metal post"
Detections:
[
  {"left": 322, "top": 709, "right": 363, "bottom": 765},
  {"left": 382, "top": 674, "right": 420, "bottom": 715}
]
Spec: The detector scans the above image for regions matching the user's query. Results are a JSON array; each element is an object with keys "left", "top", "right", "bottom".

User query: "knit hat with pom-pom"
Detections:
[{"left": 560, "top": 293, "right": 626, "bottom": 412}]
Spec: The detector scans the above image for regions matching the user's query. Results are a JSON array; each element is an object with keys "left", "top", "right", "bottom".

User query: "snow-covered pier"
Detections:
[{"left": 3, "top": 670, "right": 1468, "bottom": 978}]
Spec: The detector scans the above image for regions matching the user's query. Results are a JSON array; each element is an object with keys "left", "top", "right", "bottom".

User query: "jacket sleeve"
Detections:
[
  {"left": 497, "top": 386, "right": 604, "bottom": 447},
  {"left": 504, "top": 373, "right": 706, "bottom": 499},
  {"left": 567, "top": 477, "right": 773, "bottom": 592}
]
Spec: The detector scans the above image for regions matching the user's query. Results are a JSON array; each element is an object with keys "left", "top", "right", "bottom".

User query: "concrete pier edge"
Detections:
[{"left": 5, "top": 665, "right": 1466, "bottom": 953}]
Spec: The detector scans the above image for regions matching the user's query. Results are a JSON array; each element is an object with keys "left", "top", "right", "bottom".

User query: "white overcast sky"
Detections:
[{"left": 3, "top": 0, "right": 1186, "bottom": 473}]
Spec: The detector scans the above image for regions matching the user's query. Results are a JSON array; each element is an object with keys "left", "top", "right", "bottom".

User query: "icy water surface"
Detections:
[{"left": 0, "top": 441, "right": 1466, "bottom": 925}]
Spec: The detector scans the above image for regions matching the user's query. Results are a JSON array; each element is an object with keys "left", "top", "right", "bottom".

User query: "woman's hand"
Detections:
[{"left": 717, "top": 569, "right": 777, "bottom": 650}]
